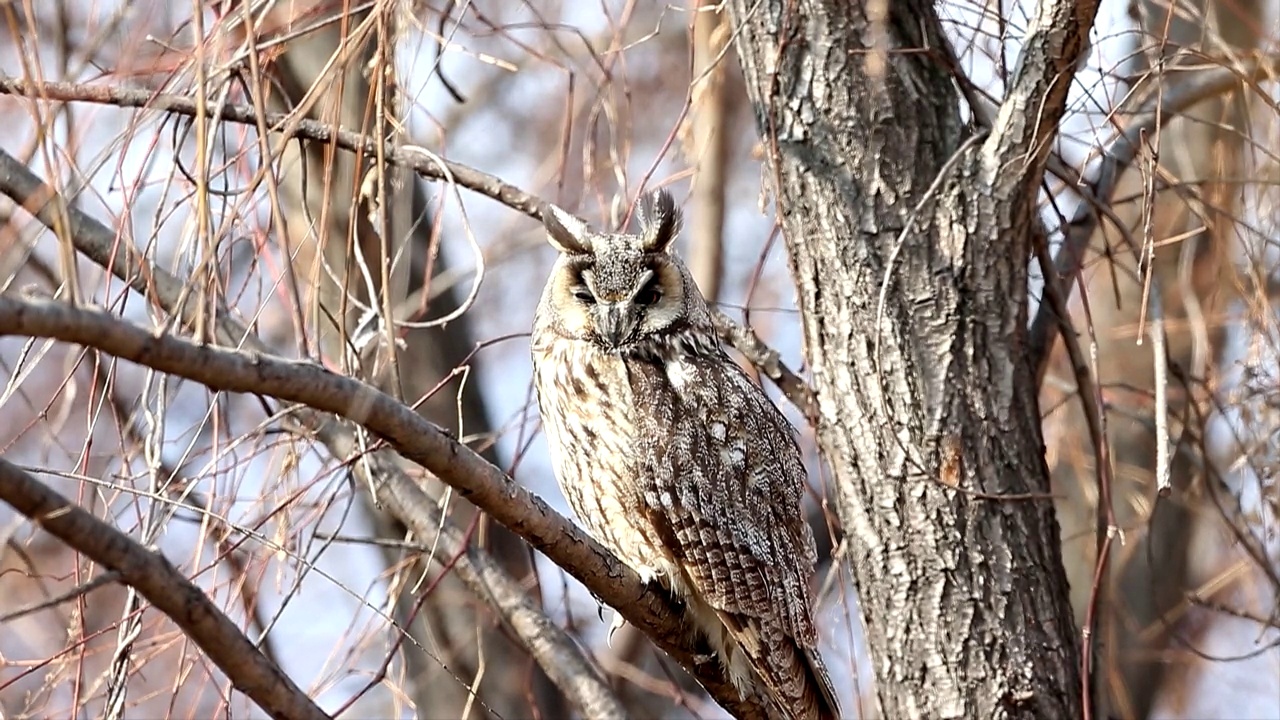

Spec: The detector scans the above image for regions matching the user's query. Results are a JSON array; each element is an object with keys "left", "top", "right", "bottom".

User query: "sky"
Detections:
[{"left": 1, "top": 0, "right": 1277, "bottom": 717}]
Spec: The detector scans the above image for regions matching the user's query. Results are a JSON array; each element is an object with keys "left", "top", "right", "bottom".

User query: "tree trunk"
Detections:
[{"left": 726, "top": 2, "right": 1085, "bottom": 717}]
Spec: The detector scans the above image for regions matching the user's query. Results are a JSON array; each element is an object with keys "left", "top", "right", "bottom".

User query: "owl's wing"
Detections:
[
  {"left": 634, "top": 354, "right": 819, "bottom": 645},
  {"left": 634, "top": 354, "right": 840, "bottom": 718}
]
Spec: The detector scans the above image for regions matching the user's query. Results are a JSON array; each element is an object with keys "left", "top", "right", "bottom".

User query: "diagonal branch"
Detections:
[
  {"left": 711, "top": 308, "right": 816, "bottom": 422},
  {"left": 0, "top": 152, "right": 762, "bottom": 718},
  {"left": 0, "top": 76, "right": 817, "bottom": 420},
  {"left": 982, "top": 0, "right": 1101, "bottom": 183},
  {"left": 0, "top": 458, "right": 330, "bottom": 720},
  {"left": 0, "top": 76, "right": 543, "bottom": 216},
  {"left": 0, "top": 292, "right": 763, "bottom": 718}
]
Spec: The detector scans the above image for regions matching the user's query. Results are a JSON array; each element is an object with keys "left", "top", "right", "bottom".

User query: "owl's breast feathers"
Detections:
[
  {"left": 531, "top": 336, "right": 674, "bottom": 578},
  {"left": 533, "top": 332, "right": 840, "bottom": 720}
]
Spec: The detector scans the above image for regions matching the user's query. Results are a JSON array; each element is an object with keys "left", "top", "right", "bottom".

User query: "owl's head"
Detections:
[{"left": 535, "top": 189, "right": 711, "bottom": 353}]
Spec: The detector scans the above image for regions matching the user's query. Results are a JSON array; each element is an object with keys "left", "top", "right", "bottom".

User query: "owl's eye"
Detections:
[
  {"left": 573, "top": 287, "right": 596, "bottom": 304},
  {"left": 634, "top": 283, "right": 662, "bottom": 307}
]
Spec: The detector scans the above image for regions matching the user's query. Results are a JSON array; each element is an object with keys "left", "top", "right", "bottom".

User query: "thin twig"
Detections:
[
  {"left": 103, "top": 373, "right": 281, "bottom": 667},
  {"left": 0, "top": 76, "right": 818, "bottom": 421},
  {"left": 1186, "top": 593, "right": 1280, "bottom": 632},
  {"left": 0, "top": 570, "right": 122, "bottom": 624},
  {"left": 1027, "top": 60, "right": 1279, "bottom": 378},
  {"left": 1074, "top": 270, "right": 1118, "bottom": 720},
  {"left": 1148, "top": 288, "right": 1172, "bottom": 497},
  {"left": 1033, "top": 201, "right": 1115, "bottom": 720},
  {"left": 0, "top": 458, "right": 330, "bottom": 720}
]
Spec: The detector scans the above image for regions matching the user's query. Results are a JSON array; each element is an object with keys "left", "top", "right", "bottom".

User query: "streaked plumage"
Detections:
[{"left": 530, "top": 189, "right": 840, "bottom": 720}]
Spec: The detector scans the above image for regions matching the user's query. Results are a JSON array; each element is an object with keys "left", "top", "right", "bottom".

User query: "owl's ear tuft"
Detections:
[
  {"left": 542, "top": 203, "right": 593, "bottom": 255},
  {"left": 637, "top": 189, "right": 682, "bottom": 254}
]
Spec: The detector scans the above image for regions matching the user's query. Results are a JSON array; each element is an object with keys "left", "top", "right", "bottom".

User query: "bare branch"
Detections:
[
  {"left": 0, "top": 291, "right": 765, "bottom": 715},
  {"left": 0, "top": 458, "right": 330, "bottom": 720},
  {"left": 1027, "top": 59, "right": 1280, "bottom": 378},
  {"left": 0, "top": 570, "right": 122, "bottom": 624},
  {"left": 983, "top": 0, "right": 1101, "bottom": 181},
  {"left": 711, "top": 308, "right": 816, "bottom": 422},
  {"left": 0, "top": 76, "right": 543, "bottom": 216},
  {"left": 0, "top": 77, "right": 814, "bottom": 421}
]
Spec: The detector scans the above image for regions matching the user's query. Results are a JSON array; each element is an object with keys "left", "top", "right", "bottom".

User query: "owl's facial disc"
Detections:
[{"left": 579, "top": 267, "right": 667, "bottom": 349}]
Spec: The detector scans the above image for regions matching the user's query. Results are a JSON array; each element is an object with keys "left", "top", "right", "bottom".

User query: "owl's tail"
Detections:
[
  {"left": 799, "top": 644, "right": 842, "bottom": 720},
  {"left": 708, "top": 605, "right": 841, "bottom": 720},
  {"left": 741, "top": 624, "right": 842, "bottom": 720}
]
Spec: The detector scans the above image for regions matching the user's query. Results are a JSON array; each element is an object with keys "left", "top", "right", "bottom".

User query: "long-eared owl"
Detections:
[{"left": 530, "top": 189, "right": 840, "bottom": 720}]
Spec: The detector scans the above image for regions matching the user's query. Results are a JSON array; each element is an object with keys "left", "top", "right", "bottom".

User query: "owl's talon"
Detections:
[
  {"left": 693, "top": 652, "right": 717, "bottom": 665},
  {"left": 606, "top": 610, "right": 627, "bottom": 647}
]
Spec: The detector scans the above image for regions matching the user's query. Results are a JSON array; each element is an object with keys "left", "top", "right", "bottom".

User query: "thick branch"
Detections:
[
  {"left": 0, "top": 291, "right": 760, "bottom": 719},
  {"left": 0, "top": 294, "right": 615, "bottom": 625},
  {"left": 983, "top": 0, "right": 1101, "bottom": 184},
  {"left": 0, "top": 147, "right": 621, "bottom": 710},
  {"left": 0, "top": 458, "right": 329, "bottom": 720}
]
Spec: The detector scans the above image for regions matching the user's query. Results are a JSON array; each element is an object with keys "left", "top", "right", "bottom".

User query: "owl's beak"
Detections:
[{"left": 597, "top": 304, "right": 630, "bottom": 349}]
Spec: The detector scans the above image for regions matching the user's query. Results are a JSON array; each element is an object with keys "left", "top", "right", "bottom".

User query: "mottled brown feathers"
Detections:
[{"left": 531, "top": 189, "right": 840, "bottom": 720}]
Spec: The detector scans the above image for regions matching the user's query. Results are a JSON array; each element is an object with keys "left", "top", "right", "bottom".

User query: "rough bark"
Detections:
[{"left": 726, "top": 2, "right": 1088, "bottom": 717}]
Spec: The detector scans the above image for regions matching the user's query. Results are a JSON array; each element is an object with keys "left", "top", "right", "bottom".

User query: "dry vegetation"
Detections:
[{"left": 0, "top": 0, "right": 1276, "bottom": 718}]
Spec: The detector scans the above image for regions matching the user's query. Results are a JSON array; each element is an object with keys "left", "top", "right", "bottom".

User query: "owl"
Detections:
[{"left": 530, "top": 189, "right": 840, "bottom": 720}]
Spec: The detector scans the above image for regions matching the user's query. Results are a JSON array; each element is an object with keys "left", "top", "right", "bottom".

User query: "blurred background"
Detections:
[{"left": 0, "top": 0, "right": 1276, "bottom": 718}]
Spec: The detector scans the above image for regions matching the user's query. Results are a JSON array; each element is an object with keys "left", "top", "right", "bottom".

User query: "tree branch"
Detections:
[
  {"left": 0, "top": 76, "right": 544, "bottom": 216},
  {"left": 711, "top": 308, "right": 816, "bottom": 422},
  {"left": 982, "top": 0, "right": 1101, "bottom": 182},
  {"left": 0, "top": 292, "right": 765, "bottom": 716},
  {"left": 0, "top": 76, "right": 816, "bottom": 421},
  {"left": 0, "top": 458, "right": 329, "bottom": 720},
  {"left": 1027, "top": 60, "right": 1279, "bottom": 379}
]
